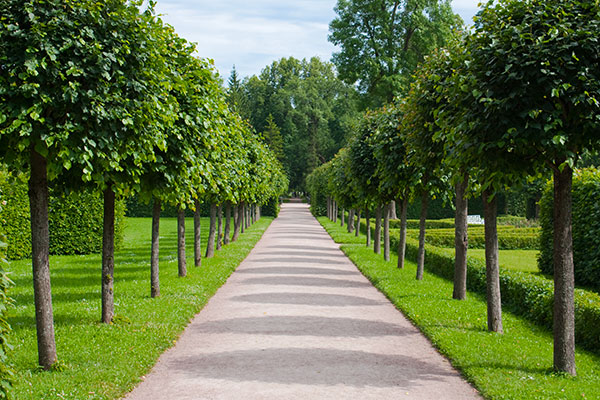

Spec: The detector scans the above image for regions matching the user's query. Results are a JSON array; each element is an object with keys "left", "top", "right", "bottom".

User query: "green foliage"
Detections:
[
  {"left": 261, "top": 114, "right": 284, "bottom": 163},
  {"left": 415, "top": 227, "right": 540, "bottom": 250},
  {"left": 260, "top": 197, "right": 281, "bottom": 218},
  {"left": 0, "top": 185, "right": 14, "bottom": 399},
  {"left": 539, "top": 168, "right": 600, "bottom": 291},
  {"left": 329, "top": 0, "right": 463, "bottom": 108},
  {"left": 0, "top": 171, "right": 125, "bottom": 260},
  {"left": 242, "top": 57, "right": 359, "bottom": 190},
  {"left": 306, "top": 162, "right": 332, "bottom": 216}
]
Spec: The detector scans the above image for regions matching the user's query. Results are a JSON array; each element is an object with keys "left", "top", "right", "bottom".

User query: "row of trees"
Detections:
[
  {"left": 308, "top": 0, "right": 600, "bottom": 376},
  {"left": 0, "top": 0, "right": 287, "bottom": 370}
]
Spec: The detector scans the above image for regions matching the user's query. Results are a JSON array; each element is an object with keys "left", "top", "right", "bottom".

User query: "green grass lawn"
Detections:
[
  {"left": 468, "top": 249, "right": 540, "bottom": 274},
  {"left": 8, "top": 216, "right": 272, "bottom": 400},
  {"left": 319, "top": 217, "right": 600, "bottom": 400}
]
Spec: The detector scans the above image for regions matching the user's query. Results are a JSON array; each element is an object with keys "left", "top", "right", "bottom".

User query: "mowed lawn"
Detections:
[
  {"left": 468, "top": 249, "right": 540, "bottom": 274},
  {"left": 7, "top": 216, "right": 272, "bottom": 400}
]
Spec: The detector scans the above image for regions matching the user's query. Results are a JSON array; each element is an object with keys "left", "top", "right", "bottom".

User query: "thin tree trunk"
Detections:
[
  {"left": 355, "top": 210, "right": 361, "bottom": 237},
  {"left": 374, "top": 205, "right": 382, "bottom": 254},
  {"left": 241, "top": 203, "right": 245, "bottom": 234},
  {"left": 216, "top": 205, "right": 223, "bottom": 250},
  {"left": 453, "top": 174, "right": 469, "bottom": 300},
  {"left": 194, "top": 200, "right": 201, "bottom": 267},
  {"left": 327, "top": 197, "right": 331, "bottom": 219},
  {"left": 29, "top": 148, "right": 57, "bottom": 369},
  {"left": 347, "top": 209, "right": 354, "bottom": 233},
  {"left": 416, "top": 193, "right": 429, "bottom": 281},
  {"left": 341, "top": 208, "right": 345, "bottom": 227},
  {"left": 397, "top": 197, "right": 408, "bottom": 269},
  {"left": 101, "top": 185, "right": 116, "bottom": 324},
  {"left": 366, "top": 208, "right": 371, "bottom": 247},
  {"left": 177, "top": 207, "right": 186, "bottom": 277},
  {"left": 333, "top": 200, "right": 337, "bottom": 222},
  {"left": 389, "top": 199, "right": 398, "bottom": 219},
  {"left": 553, "top": 165, "right": 576, "bottom": 375},
  {"left": 150, "top": 199, "right": 161, "bottom": 297},
  {"left": 384, "top": 203, "right": 390, "bottom": 262},
  {"left": 232, "top": 203, "right": 242, "bottom": 241},
  {"left": 224, "top": 202, "right": 231, "bottom": 245},
  {"left": 483, "top": 189, "right": 503, "bottom": 333},
  {"left": 206, "top": 203, "right": 217, "bottom": 258}
]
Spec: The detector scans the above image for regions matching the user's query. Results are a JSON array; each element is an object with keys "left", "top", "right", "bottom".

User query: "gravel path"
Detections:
[{"left": 124, "top": 203, "right": 481, "bottom": 399}]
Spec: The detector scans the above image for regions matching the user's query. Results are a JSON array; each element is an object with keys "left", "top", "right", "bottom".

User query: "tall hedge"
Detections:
[
  {"left": 0, "top": 171, "right": 125, "bottom": 260},
  {"left": 538, "top": 168, "right": 600, "bottom": 292}
]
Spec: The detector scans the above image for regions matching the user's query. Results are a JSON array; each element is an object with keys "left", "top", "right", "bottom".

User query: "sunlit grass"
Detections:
[
  {"left": 320, "top": 217, "right": 600, "bottom": 400},
  {"left": 8, "top": 216, "right": 272, "bottom": 400},
  {"left": 468, "top": 249, "right": 540, "bottom": 274}
]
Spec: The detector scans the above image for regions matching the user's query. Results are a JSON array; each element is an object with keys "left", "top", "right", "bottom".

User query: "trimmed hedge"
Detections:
[
  {"left": 261, "top": 196, "right": 281, "bottom": 217},
  {"left": 125, "top": 194, "right": 198, "bottom": 217},
  {"left": 0, "top": 171, "right": 125, "bottom": 260},
  {"left": 410, "top": 227, "right": 541, "bottom": 250},
  {"left": 539, "top": 168, "right": 600, "bottom": 292},
  {"left": 390, "top": 235, "right": 600, "bottom": 355}
]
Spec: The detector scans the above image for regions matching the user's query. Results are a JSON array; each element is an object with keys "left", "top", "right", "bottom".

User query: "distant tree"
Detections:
[
  {"left": 262, "top": 114, "right": 284, "bottom": 162},
  {"left": 329, "top": 0, "right": 462, "bottom": 108},
  {"left": 227, "top": 65, "right": 248, "bottom": 119}
]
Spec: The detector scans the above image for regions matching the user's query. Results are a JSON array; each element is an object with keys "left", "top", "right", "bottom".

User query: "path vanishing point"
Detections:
[{"left": 125, "top": 202, "right": 481, "bottom": 400}]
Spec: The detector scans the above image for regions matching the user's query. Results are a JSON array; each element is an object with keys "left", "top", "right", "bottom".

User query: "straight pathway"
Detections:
[{"left": 125, "top": 203, "right": 481, "bottom": 399}]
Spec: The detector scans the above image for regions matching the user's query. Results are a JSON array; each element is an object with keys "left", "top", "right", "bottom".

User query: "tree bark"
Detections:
[
  {"left": 347, "top": 209, "right": 355, "bottom": 233},
  {"left": 483, "top": 189, "right": 503, "bottom": 333},
  {"left": 384, "top": 203, "right": 390, "bottom": 262},
  {"left": 341, "top": 208, "right": 345, "bottom": 227},
  {"left": 177, "top": 207, "right": 187, "bottom": 277},
  {"left": 151, "top": 199, "right": 161, "bottom": 297},
  {"left": 355, "top": 210, "right": 361, "bottom": 237},
  {"left": 206, "top": 203, "right": 217, "bottom": 258},
  {"left": 101, "top": 185, "right": 116, "bottom": 324},
  {"left": 553, "top": 165, "right": 576, "bottom": 376},
  {"left": 194, "top": 200, "right": 202, "bottom": 267},
  {"left": 241, "top": 203, "right": 245, "bottom": 234},
  {"left": 224, "top": 202, "right": 231, "bottom": 245},
  {"left": 365, "top": 208, "right": 371, "bottom": 247},
  {"left": 416, "top": 193, "right": 429, "bottom": 281},
  {"left": 216, "top": 204, "right": 223, "bottom": 251},
  {"left": 232, "top": 204, "right": 241, "bottom": 242},
  {"left": 397, "top": 197, "right": 408, "bottom": 269},
  {"left": 389, "top": 199, "right": 398, "bottom": 219},
  {"left": 327, "top": 197, "right": 331, "bottom": 219},
  {"left": 333, "top": 200, "right": 337, "bottom": 222},
  {"left": 453, "top": 174, "right": 469, "bottom": 300},
  {"left": 374, "top": 205, "right": 382, "bottom": 254},
  {"left": 29, "top": 148, "right": 57, "bottom": 369}
]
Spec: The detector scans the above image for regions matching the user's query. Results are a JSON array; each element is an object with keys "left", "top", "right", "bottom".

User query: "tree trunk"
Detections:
[
  {"left": 389, "top": 199, "right": 398, "bottom": 219},
  {"left": 177, "top": 208, "right": 187, "bottom": 277},
  {"left": 453, "top": 174, "right": 469, "bottom": 300},
  {"left": 397, "top": 197, "right": 408, "bottom": 269},
  {"left": 224, "top": 202, "right": 231, "bottom": 245},
  {"left": 384, "top": 203, "right": 390, "bottom": 262},
  {"left": 232, "top": 204, "right": 241, "bottom": 242},
  {"left": 206, "top": 203, "right": 217, "bottom": 258},
  {"left": 365, "top": 208, "right": 371, "bottom": 247},
  {"left": 194, "top": 199, "right": 202, "bottom": 267},
  {"left": 333, "top": 201, "right": 337, "bottom": 222},
  {"left": 327, "top": 197, "right": 331, "bottom": 219},
  {"left": 347, "top": 209, "right": 355, "bottom": 233},
  {"left": 416, "top": 193, "right": 429, "bottom": 281},
  {"left": 151, "top": 199, "right": 161, "bottom": 297},
  {"left": 241, "top": 203, "right": 245, "bottom": 234},
  {"left": 553, "top": 165, "right": 576, "bottom": 376},
  {"left": 374, "top": 205, "right": 382, "bottom": 254},
  {"left": 355, "top": 210, "right": 361, "bottom": 237},
  {"left": 101, "top": 185, "right": 116, "bottom": 324},
  {"left": 29, "top": 148, "right": 57, "bottom": 369},
  {"left": 483, "top": 189, "right": 503, "bottom": 333},
  {"left": 216, "top": 204, "right": 223, "bottom": 251},
  {"left": 341, "top": 208, "right": 345, "bottom": 227}
]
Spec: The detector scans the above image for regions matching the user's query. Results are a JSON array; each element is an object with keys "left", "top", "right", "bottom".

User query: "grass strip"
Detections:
[
  {"left": 319, "top": 217, "right": 600, "bottom": 400},
  {"left": 8, "top": 216, "right": 272, "bottom": 400}
]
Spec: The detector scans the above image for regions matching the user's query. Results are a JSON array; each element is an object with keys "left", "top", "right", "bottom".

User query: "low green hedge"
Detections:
[
  {"left": 0, "top": 187, "right": 14, "bottom": 399},
  {"left": 0, "top": 171, "right": 125, "bottom": 260},
  {"left": 420, "top": 230, "right": 540, "bottom": 250},
  {"left": 389, "top": 234, "right": 600, "bottom": 355}
]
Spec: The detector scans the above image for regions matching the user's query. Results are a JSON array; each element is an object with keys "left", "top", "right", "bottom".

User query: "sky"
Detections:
[{"left": 151, "top": 0, "right": 482, "bottom": 81}]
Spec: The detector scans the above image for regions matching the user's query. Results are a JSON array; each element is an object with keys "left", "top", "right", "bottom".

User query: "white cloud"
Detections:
[{"left": 152, "top": 0, "right": 481, "bottom": 80}]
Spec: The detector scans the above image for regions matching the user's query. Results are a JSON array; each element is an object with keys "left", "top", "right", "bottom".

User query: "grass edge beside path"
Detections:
[
  {"left": 318, "top": 217, "right": 600, "bottom": 400},
  {"left": 9, "top": 217, "right": 273, "bottom": 400}
]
